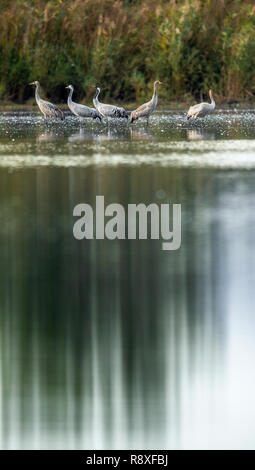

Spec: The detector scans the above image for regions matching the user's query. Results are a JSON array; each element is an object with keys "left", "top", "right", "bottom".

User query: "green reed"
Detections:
[{"left": 0, "top": 0, "right": 255, "bottom": 103}]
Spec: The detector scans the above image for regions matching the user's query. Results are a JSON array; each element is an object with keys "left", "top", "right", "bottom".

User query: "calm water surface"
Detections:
[{"left": 0, "top": 110, "right": 255, "bottom": 449}]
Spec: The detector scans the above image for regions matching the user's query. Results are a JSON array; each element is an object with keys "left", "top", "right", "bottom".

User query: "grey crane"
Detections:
[
  {"left": 29, "top": 81, "right": 65, "bottom": 121},
  {"left": 187, "top": 90, "right": 215, "bottom": 119},
  {"left": 66, "top": 85, "right": 102, "bottom": 122},
  {"left": 93, "top": 86, "right": 129, "bottom": 120},
  {"left": 130, "top": 81, "right": 163, "bottom": 124}
]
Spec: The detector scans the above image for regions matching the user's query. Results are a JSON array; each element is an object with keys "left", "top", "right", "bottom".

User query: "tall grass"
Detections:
[{"left": 0, "top": 0, "right": 255, "bottom": 103}]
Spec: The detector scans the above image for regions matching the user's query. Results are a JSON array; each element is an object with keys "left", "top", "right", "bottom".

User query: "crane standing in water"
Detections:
[
  {"left": 187, "top": 90, "right": 215, "bottom": 119},
  {"left": 130, "top": 81, "right": 163, "bottom": 124},
  {"left": 66, "top": 85, "right": 102, "bottom": 122},
  {"left": 29, "top": 81, "right": 65, "bottom": 121},
  {"left": 93, "top": 85, "right": 129, "bottom": 120}
]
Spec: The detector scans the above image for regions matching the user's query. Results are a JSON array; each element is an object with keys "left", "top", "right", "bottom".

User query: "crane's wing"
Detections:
[
  {"left": 97, "top": 104, "right": 129, "bottom": 119},
  {"left": 130, "top": 99, "right": 154, "bottom": 122},
  {"left": 133, "top": 101, "right": 151, "bottom": 115},
  {"left": 197, "top": 103, "right": 213, "bottom": 115},
  {"left": 40, "top": 99, "right": 65, "bottom": 120},
  {"left": 72, "top": 102, "right": 101, "bottom": 119},
  {"left": 187, "top": 103, "right": 202, "bottom": 116},
  {"left": 187, "top": 102, "right": 212, "bottom": 118}
]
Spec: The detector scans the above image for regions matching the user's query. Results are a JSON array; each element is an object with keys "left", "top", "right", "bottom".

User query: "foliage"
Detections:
[{"left": 0, "top": 0, "right": 255, "bottom": 103}]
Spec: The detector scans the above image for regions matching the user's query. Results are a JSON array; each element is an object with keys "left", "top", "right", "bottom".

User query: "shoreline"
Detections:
[{"left": 0, "top": 101, "right": 254, "bottom": 112}]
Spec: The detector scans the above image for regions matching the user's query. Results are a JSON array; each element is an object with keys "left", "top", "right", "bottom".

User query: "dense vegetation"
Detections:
[{"left": 0, "top": 0, "right": 255, "bottom": 103}]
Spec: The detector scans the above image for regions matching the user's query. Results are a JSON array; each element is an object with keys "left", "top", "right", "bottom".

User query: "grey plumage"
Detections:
[
  {"left": 187, "top": 90, "right": 215, "bottom": 119},
  {"left": 66, "top": 85, "right": 102, "bottom": 121},
  {"left": 29, "top": 81, "right": 65, "bottom": 120},
  {"left": 130, "top": 81, "right": 163, "bottom": 123},
  {"left": 93, "top": 86, "right": 129, "bottom": 119}
]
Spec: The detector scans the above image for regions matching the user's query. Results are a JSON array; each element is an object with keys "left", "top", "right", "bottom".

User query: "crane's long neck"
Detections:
[
  {"left": 152, "top": 83, "right": 158, "bottom": 107},
  {"left": 93, "top": 88, "right": 100, "bottom": 106},
  {"left": 210, "top": 92, "right": 215, "bottom": 109},
  {"left": 68, "top": 88, "right": 74, "bottom": 106},
  {"left": 35, "top": 84, "right": 40, "bottom": 104}
]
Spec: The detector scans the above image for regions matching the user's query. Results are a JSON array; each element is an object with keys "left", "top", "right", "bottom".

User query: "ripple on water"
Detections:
[{"left": 1, "top": 110, "right": 255, "bottom": 169}]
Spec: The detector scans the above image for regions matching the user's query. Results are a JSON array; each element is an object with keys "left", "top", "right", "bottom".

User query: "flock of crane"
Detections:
[{"left": 29, "top": 81, "right": 216, "bottom": 123}]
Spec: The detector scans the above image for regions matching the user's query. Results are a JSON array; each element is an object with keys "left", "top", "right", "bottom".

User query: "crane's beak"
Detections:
[
  {"left": 29, "top": 82, "right": 35, "bottom": 85},
  {"left": 65, "top": 86, "right": 69, "bottom": 89},
  {"left": 159, "top": 81, "right": 164, "bottom": 85}
]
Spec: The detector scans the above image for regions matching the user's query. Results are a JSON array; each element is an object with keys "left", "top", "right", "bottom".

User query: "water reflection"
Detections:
[
  {"left": 1, "top": 110, "right": 255, "bottom": 145},
  {"left": 1, "top": 111, "right": 255, "bottom": 450},
  {"left": 68, "top": 127, "right": 99, "bottom": 142},
  {"left": 130, "top": 127, "right": 155, "bottom": 141},
  {"left": 37, "top": 129, "right": 65, "bottom": 142},
  {"left": 0, "top": 164, "right": 255, "bottom": 449},
  {"left": 68, "top": 126, "right": 131, "bottom": 143},
  {"left": 95, "top": 126, "right": 130, "bottom": 142},
  {"left": 186, "top": 128, "right": 215, "bottom": 141}
]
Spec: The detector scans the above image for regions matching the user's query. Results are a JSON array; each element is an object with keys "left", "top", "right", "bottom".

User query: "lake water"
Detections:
[{"left": 0, "top": 109, "right": 255, "bottom": 450}]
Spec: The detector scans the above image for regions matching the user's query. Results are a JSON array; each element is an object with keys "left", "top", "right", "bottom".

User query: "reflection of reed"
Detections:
[
  {"left": 0, "top": 166, "right": 222, "bottom": 449},
  {"left": 0, "top": 166, "right": 254, "bottom": 449}
]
